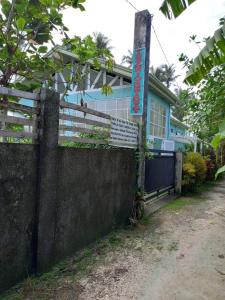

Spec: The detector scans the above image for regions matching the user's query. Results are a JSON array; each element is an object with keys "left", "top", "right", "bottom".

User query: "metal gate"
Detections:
[{"left": 145, "top": 149, "right": 176, "bottom": 197}]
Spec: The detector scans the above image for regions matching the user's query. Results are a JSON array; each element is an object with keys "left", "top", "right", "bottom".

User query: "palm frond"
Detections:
[{"left": 160, "top": 0, "right": 196, "bottom": 19}]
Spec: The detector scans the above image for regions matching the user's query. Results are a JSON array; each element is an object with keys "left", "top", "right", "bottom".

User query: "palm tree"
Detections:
[
  {"left": 172, "top": 88, "right": 194, "bottom": 121},
  {"left": 121, "top": 50, "right": 133, "bottom": 68},
  {"left": 150, "top": 64, "right": 179, "bottom": 88},
  {"left": 92, "top": 32, "right": 113, "bottom": 51}
]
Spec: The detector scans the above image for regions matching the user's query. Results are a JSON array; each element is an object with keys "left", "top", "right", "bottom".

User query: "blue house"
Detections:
[
  {"left": 170, "top": 116, "right": 195, "bottom": 151},
  {"left": 53, "top": 48, "right": 188, "bottom": 151},
  {"left": 20, "top": 47, "right": 193, "bottom": 151}
]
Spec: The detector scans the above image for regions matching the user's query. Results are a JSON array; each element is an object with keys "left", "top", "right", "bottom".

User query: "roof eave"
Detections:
[{"left": 56, "top": 48, "right": 178, "bottom": 106}]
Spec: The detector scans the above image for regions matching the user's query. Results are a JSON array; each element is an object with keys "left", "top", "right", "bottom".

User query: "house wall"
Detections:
[
  {"left": 170, "top": 123, "right": 186, "bottom": 136},
  {"left": 170, "top": 122, "right": 188, "bottom": 151},
  {"left": 68, "top": 86, "right": 171, "bottom": 150}
]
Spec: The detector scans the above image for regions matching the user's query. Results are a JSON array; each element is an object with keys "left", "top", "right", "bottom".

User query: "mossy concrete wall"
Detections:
[
  {"left": 0, "top": 144, "right": 38, "bottom": 292},
  {"left": 0, "top": 144, "right": 136, "bottom": 293}
]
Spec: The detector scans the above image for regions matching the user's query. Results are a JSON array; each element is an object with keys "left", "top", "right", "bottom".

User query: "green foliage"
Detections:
[
  {"left": 0, "top": 0, "right": 113, "bottom": 92},
  {"left": 92, "top": 32, "right": 113, "bottom": 51},
  {"left": 204, "top": 156, "right": 217, "bottom": 181},
  {"left": 185, "top": 19, "right": 225, "bottom": 85},
  {"left": 182, "top": 162, "right": 196, "bottom": 187},
  {"left": 172, "top": 88, "right": 194, "bottom": 121},
  {"left": 150, "top": 64, "right": 179, "bottom": 88},
  {"left": 182, "top": 152, "right": 207, "bottom": 192},
  {"left": 160, "top": 0, "right": 197, "bottom": 20},
  {"left": 215, "top": 165, "right": 225, "bottom": 179},
  {"left": 186, "top": 66, "right": 225, "bottom": 141},
  {"left": 121, "top": 50, "right": 133, "bottom": 68},
  {"left": 61, "top": 128, "right": 112, "bottom": 149},
  {"left": 186, "top": 152, "right": 207, "bottom": 183}
]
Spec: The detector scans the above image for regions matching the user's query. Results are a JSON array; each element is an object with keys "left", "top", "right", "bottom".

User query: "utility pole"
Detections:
[{"left": 130, "top": 10, "right": 152, "bottom": 193}]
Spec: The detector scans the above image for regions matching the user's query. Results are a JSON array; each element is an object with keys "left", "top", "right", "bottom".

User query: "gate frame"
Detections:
[{"left": 144, "top": 149, "right": 178, "bottom": 199}]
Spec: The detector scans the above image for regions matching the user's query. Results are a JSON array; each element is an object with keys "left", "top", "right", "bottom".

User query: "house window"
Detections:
[
  {"left": 150, "top": 100, "right": 167, "bottom": 138},
  {"left": 87, "top": 99, "right": 130, "bottom": 120}
]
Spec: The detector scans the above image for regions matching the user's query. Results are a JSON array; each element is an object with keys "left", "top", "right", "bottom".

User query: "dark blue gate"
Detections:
[{"left": 145, "top": 149, "right": 176, "bottom": 196}]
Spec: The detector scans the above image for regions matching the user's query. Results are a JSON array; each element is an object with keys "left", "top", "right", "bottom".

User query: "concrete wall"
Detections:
[
  {"left": 0, "top": 144, "right": 136, "bottom": 293},
  {"left": 0, "top": 144, "right": 38, "bottom": 292},
  {"left": 54, "top": 148, "right": 136, "bottom": 262}
]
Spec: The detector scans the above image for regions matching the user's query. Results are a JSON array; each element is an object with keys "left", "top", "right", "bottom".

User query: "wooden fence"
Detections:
[
  {"left": 59, "top": 100, "right": 139, "bottom": 148},
  {"left": 0, "top": 87, "right": 139, "bottom": 149},
  {"left": 0, "top": 87, "right": 40, "bottom": 142}
]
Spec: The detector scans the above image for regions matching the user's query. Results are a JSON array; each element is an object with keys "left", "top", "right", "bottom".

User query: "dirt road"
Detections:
[
  {"left": 3, "top": 179, "right": 225, "bottom": 300},
  {"left": 78, "top": 180, "right": 225, "bottom": 300}
]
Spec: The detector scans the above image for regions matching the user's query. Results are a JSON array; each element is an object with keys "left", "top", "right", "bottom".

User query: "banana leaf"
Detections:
[
  {"left": 160, "top": 0, "right": 196, "bottom": 19},
  {"left": 185, "top": 23, "right": 225, "bottom": 85}
]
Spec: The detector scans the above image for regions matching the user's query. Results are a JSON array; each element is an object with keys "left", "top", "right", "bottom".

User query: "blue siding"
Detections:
[
  {"left": 20, "top": 85, "right": 173, "bottom": 150},
  {"left": 71, "top": 86, "right": 171, "bottom": 150}
]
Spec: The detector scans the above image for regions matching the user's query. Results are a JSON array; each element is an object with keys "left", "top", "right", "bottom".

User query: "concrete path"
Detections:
[{"left": 78, "top": 179, "right": 225, "bottom": 300}]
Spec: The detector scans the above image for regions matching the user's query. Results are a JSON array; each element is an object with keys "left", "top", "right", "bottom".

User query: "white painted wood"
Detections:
[
  {"left": 0, "top": 87, "right": 39, "bottom": 101},
  {"left": 59, "top": 113, "right": 111, "bottom": 129},
  {"left": 91, "top": 70, "right": 103, "bottom": 89},
  {"left": 58, "top": 72, "right": 67, "bottom": 88},
  {"left": 59, "top": 136, "right": 108, "bottom": 145},
  {"left": 0, "top": 115, "right": 33, "bottom": 126},
  {"left": 110, "top": 117, "right": 139, "bottom": 148},
  {"left": 109, "top": 139, "right": 137, "bottom": 149},
  {"left": 103, "top": 70, "right": 107, "bottom": 85},
  {"left": 0, "top": 129, "right": 34, "bottom": 138},
  {"left": 60, "top": 100, "right": 111, "bottom": 120},
  {"left": 59, "top": 125, "right": 110, "bottom": 137},
  {"left": 108, "top": 75, "right": 119, "bottom": 87},
  {"left": 0, "top": 101, "right": 38, "bottom": 115},
  {"left": 86, "top": 66, "right": 91, "bottom": 90}
]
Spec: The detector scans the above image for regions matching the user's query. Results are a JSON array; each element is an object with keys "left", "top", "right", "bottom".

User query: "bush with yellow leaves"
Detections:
[{"left": 182, "top": 152, "right": 207, "bottom": 192}]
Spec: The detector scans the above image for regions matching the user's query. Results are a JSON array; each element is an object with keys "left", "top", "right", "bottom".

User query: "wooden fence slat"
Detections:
[
  {"left": 0, "top": 101, "right": 38, "bottom": 115},
  {"left": 111, "top": 117, "right": 138, "bottom": 128},
  {"left": 111, "top": 129, "right": 138, "bottom": 139},
  {"left": 59, "top": 125, "right": 110, "bottom": 137},
  {"left": 110, "top": 135, "right": 137, "bottom": 144},
  {"left": 59, "top": 113, "right": 111, "bottom": 129},
  {"left": 60, "top": 101, "right": 111, "bottom": 120},
  {"left": 0, "top": 115, "right": 33, "bottom": 126},
  {"left": 0, "top": 86, "right": 40, "bottom": 101},
  {"left": 59, "top": 136, "right": 108, "bottom": 145},
  {"left": 109, "top": 139, "right": 137, "bottom": 148},
  {"left": 0, "top": 129, "right": 34, "bottom": 138}
]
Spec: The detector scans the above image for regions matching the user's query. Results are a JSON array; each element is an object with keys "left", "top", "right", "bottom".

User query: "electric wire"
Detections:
[{"left": 121, "top": 0, "right": 181, "bottom": 91}]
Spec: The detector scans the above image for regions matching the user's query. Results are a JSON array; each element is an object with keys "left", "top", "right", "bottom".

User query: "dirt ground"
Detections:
[{"left": 3, "top": 179, "right": 225, "bottom": 300}]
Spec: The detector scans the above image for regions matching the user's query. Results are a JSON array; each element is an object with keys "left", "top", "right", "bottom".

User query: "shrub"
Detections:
[
  {"left": 182, "top": 152, "right": 207, "bottom": 192},
  {"left": 185, "top": 152, "right": 206, "bottom": 184},
  {"left": 204, "top": 156, "right": 217, "bottom": 181},
  {"left": 182, "top": 162, "right": 196, "bottom": 192}
]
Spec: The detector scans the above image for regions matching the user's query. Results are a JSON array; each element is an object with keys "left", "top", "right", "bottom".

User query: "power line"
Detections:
[
  {"left": 122, "top": 0, "right": 170, "bottom": 66},
  {"left": 123, "top": 0, "right": 139, "bottom": 12},
  {"left": 151, "top": 24, "right": 170, "bottom": 66},
  {"left": 122, "top": 0, "right": 181, "bottom": 90}
]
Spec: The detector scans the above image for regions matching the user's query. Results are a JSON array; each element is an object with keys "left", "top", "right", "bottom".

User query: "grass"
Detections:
[
  {"left": 1, "top": 229, "right": 127, "bottom": 300},
  {"left": 163, "top": 197, "right": 203, "bottom": 210},
  {"left": 164, "top": 180, "right": 217, "bottom": 211}
]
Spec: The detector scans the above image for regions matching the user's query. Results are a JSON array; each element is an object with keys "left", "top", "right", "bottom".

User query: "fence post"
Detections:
[
  {"left": 36, "top": 88, "right": 60, "bottom": 273},
  {"left": 175, "top": 151, "right": 183, "bottom": 194}
]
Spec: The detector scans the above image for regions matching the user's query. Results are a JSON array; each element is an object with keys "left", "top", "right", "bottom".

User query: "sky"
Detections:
[{"left": 58, "top": 0, "right": 225, "bottom": 87}]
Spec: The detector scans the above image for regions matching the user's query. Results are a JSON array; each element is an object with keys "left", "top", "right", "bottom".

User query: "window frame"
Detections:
[{"left": 149, "top": 99, "right": 167, "bottom": 139}]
